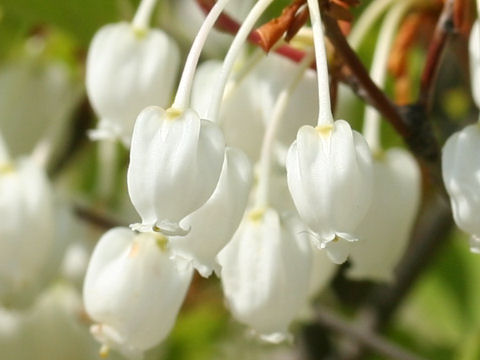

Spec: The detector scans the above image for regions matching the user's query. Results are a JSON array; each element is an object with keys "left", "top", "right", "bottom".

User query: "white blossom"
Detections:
[
  {"left": 86, "top": 22, "right": 180, "bottom": 145},
  {"left": 127, "top": 106, "right": 225, "bottom": 235},
  {"left": 0, "top": 156, "right": 54, "bottom": 306},
  {"left": 83, "top": 227, "right": 193, "bottom": 359},
  {"left": 442, "top": 123, "right": 480, "bottom": 252},
  {"left": 286, "top": 120, "right": 373, "bottom": 264},
  {"left": 348, "top": 148, "right": 421, "bottom": 281},
  {"left": 170, "top": 147, "right": 252, "bottom": 277},
  {"left": 217, "top": 208, "right": 312, "bottom": 342}
]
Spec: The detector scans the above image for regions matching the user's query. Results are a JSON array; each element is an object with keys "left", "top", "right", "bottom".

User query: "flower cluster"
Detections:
[{"left": 1, "top": 0, "right": 479, "bottom": 359}]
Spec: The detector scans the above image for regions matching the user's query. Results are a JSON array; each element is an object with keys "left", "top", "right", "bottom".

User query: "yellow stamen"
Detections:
[
  {"left": 315, "top": 124, "right": 333, "bottom": 137},
  {"left": 248, "top": 207, "right": 266, "bottom": 223},
  {"left": 166, "top": 107, "right": 183, "bottom": 120},
  {"left": 99, "top": 345, "right": 110, "bottom": 358}
]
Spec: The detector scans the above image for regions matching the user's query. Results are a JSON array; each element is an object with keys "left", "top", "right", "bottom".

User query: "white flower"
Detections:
[
  {"left": 0, "top": 157, "right": 54, "bottom": 306},
  {"left": 86, "top": 22, "right": 180, "bottom": 145},
  {"left": 127, "top": 106, "right": 225, "bottom": 235},
  {"left": 217, "top": 208, "right": 312, "bottom": 342},
  {"left": 0, "top": 283, "right": 101, "bottom": 360},
  {"left": 0, "top": 58, "right": 80, "bottom": 158},
  {"left": 442, "top": 123, "right": 480, "bottom": 252},
  {"left": 348, "top": 148, "right": 421, "bottom": 281},
  {"left": 286, "top": 120, "right": 373, "bottom": 263},
  {"left": 83, "top": 227, "right": 193, "bottom": 359},
  {"left": 470, "top": 20, "right": 480, "bottom": 109},
  {"left": 170, "top": 147, "right": 252, "bottom": 277}
]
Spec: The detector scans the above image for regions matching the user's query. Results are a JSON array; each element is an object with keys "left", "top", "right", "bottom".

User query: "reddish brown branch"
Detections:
[
  {"left": 419, "top": 0, "right": 455, "bottom": 107},
  {"left": 321, "top": 15, "right": 410, "bottom": 138}
]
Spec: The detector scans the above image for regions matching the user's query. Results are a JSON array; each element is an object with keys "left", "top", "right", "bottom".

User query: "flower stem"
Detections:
[
  {"left": 362, "top": 1, "right": 412, "bottom": 154},
  {"left": 132, "top": 0, "right": 158, "bottom": 31},
  {"left": 306, "top": 0, "right": 333, "bottom": 126},
  {"left": 207, "top": 0, "right": 275, "bottom": 122},
  {"left": 348, "top": 0, "right": 395, "bottom": 50},
  {"left": 255, "top": 51, "right": 314, "bottom": 208},
  {"left": 172, "top": 0, "right": 232, "bottom": 110}
]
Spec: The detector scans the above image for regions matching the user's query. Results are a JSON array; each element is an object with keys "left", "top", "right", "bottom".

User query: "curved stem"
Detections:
[
  {"left": 132, "top": 0, "right": 158, "bottom": 31},
  {"left": 255, "top": 52, "right": 314, "bottom": 207},
  {"left": 207, "top": 0, "right": 275, "bottom": 122},
  {"left": 348, "top": 0, "right": 395, "bottom": 50},
  {"left": 362, "top": 1, "right": 412, "bottom": 154},
  {"left": 306, "top": 0, "right": 333, "bottom": 126},
  {"left": 172, "top": 0, "right": 232, "bottom": 110}
]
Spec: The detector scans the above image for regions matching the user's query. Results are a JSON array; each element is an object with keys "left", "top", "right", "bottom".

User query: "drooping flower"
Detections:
[
  {"left": 0, "top": 58, "right": 81, "bottom": 159},
  {"left": 0, "top": 156, "right": 54, "bottom": 307},
  {"left": 83, "top": 227, "right": 193, "bottom": 359},
  {"left": 286, "top": 121, "right": 373, "bottom": 264},
  {"left": 348, "top": 149, "right": 421, "bottom": 281},
  {"left": 169, "top": 147, "right": 252, "bottom": 277},
  {"left": 217, "top": 208, "right": 312, "bottom": 342},
  {"left": 127, "top": 106, "right": 225, "bottom": 235},
  {"left": 442, "top": 123, "right": 480, "bottom": 252},
  {"left": 86, "top": 22, "right": 180, "bottom": 145}
]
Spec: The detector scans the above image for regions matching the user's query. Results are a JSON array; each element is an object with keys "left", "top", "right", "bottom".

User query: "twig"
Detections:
[
  {"left": 362, "top": 195, "right": 454, "bottom": 329},
  {"left": 48, "top": 97, "right": 94, "bottom": 177},
  {"left": 315, "top": 305, "right": 428, "bottom": 360},
  {"left": 419, "top": 0, "right": 455, "bottom": 108},
  {"left": 74, "top": 204, "right": 126, "bottom": 230},
  {"left": 338, "top": 194, "right": 454, "bottom": 360},
  {"left": 321, "top": 15, "right": 410, "bottom": 138}
]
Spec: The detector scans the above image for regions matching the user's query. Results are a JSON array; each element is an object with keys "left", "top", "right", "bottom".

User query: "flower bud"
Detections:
[
  {"left": 170, "top": 147, "right": 252, "bottom": 277},
  {"left": 86, "top": 22, "right": 180, "bottom": 145},
  {"left": 348, "top": 148, "right": 421, "bottom": 281},
  {"left": 286, "top": 120, "right": 373, "bottom": 263},
  {"left": 83, "top": 227, "right": 193, "bottom": 359},
  {"left": 217, "top": 208, "right": 312, "bottom": 342},
  {"left": 127, "top": 106, "right": 225, "bottom": 235},
  {"left": 442, "top": 123, "right": 480, "bottom": 252},
  {"left": 0, "top": 156, "right": 54, "bottom": 306}
]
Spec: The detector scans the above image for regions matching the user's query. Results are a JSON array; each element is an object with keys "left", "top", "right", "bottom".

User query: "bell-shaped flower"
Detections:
[
  {"left": 470, "top": 20, "right": 480, "bottom": 109},
  {"left": 0, "top": 57, "right": 81, "bottom": 158},
  {"left": 286, "top": 120, "right": 373, "bottom": 264},
  {"left": 217, "top": 208, "right": 312, "bottom": 342},
  {"left": 1, "top": 283, "right": 102, "bottom": 360},
  {"left": 347, "top": 148, "right": 421, "bottom": 281},
  {"left": 83, "top": 227, "right": 193, "bottom": 359},
  {"left": 0, "top": 156, "right": 54, "bottom": 306},
  {"left": 86, "top": 22, "right": 180, "bottom": 145},
  {"left": 442, "top": 123, "right": 480, "bottom": 252},
  {"left": 169, "top": 147, "right": 252, "bottom": 277},
  {"left": 127, "top": 106, "right": 225, "bottom": 235}
]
